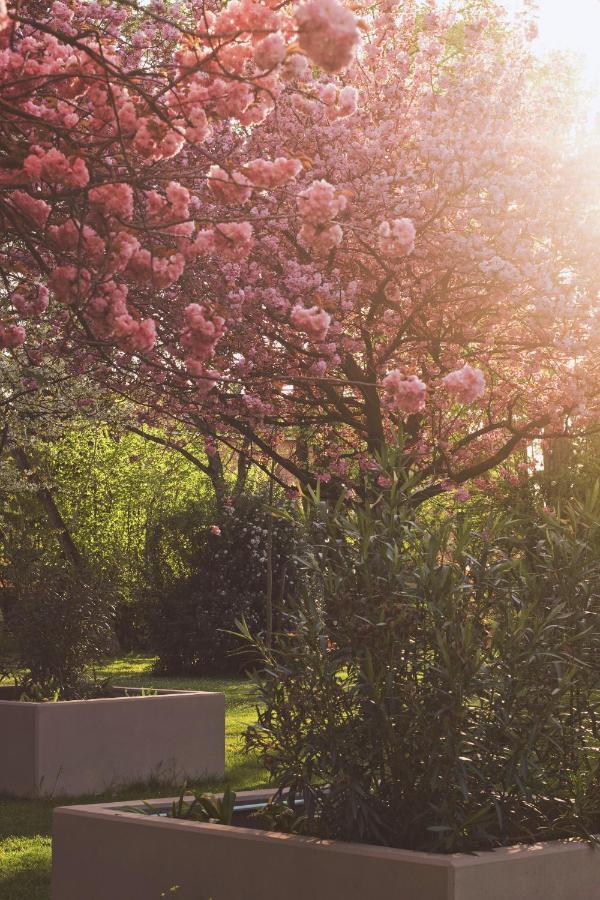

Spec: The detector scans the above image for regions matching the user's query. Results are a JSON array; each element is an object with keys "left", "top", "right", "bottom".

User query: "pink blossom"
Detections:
[
  {"left": 133, "top": 118, "right": 185, "bottom": 161},
  {"left": 442, "top": 365, "right": 486, "bottom": 404},
  {"left": 290, "top": 304, "right": 331, "bottom": 342},
  {"left": 297, "top": 180, "right": 346, "bottom": 253},
  {"left": 127, "top": 249, "right": 185, "bottom": 289},
  {"left": 85, "top": 279, "right": 128, "bottom": 337},
  {"left": 1, "top": 0, "right": 596, "bottom": 502},
  {"left": 48, "top": 220, "right": 105, "bottom": 261},
  {"left": 89, "top": 183, "right": 134, "bottom": 220},
  {"left": 185, "top": 112, "right": 212, "bottom": 145},
  {"left": 67, "top": 158, "right": 90, "bottom": 188},
  {"left": 298, "top": 179, "right": 347, "bottom": 225},
  {"left": 9, "top": 191, "right": 50, "bottom": 228},
  {"left": 242, "top": 157, "right": 302, "bottom": 188},
  {"left": 329, "top": 458, "right": 349, "bottom": 476},
  {"left": 194, "top": 368, "right": 220, "bottom": 397},
  {"left": 378, "top": 218, "right": 416, "bottom": 257},
  {"left": 23, "top": 148, "right": 89, "bottom": 187},
  {"left": 51, "top": 1, "right": 73, "bottom": 22},
  {"left": 210, "top": 78, "right": 254, "bottom": 120},
  {"left": 12, "top": 285, "right": 49, "bottom": 317},
  {"left": 209, "top": 524, "right": 222, "bottom": 536},
  {"left": 310, "top": 359, "right": 328, "bottom": 375},
  {"left": 295, "top": 0, "right": 360, "bottom": 73},
  {"left": 189, "top": 228, "right": 217, "bottom": 257},
  {"left": 49, "top": 265, "right": 91, "bottom": 304},
  {"left": 382, "top": 370, "right": 427, "bottom": 414},
  {"left": 329, "top": 85, "right": 359, "bottom": 119},
  {"left": 108, "top": 232, "right": 141, "bottom": 272},
  {"left": 117, "top": 101, "right": 138, "bottom": 133},
  {"left": 182, "top": 303, "right": 226, "bottom": 362},
  {"left": 359, "top": 457, "right": 380, "bottom": 472},
  {"left": 207, "top": 166, "right": 252, "bottom": 204},
  {"left": 185, "top": 357, "right": 206, "bottom": 376},
  {"left": 124, "top": 318, "right": 156, "bottom": 353},
  {"left": 213, "top": 222, "right": 254, "bottom": 260},
  {"left": 284, "top": 54, "right": 308, "bottom": 79},
  {"left": 165, "top": 181, "right": 191, "bottom": 219},
  {"left": 0, "top": 323, "right": 26, "bottom": 349},
  {"left": 299, "top": 221, "right": 343, "bottom": 255},
  {"left": 319, "top": 83, "right": 337, "bottom": 106},
  {"left": 253, "top": 33, "right": 287, "bottom": 70}
]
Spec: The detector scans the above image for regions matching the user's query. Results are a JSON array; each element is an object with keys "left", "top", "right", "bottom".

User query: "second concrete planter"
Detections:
[{"left": 0, "top": 687, "right": 225, "bottom": 797}]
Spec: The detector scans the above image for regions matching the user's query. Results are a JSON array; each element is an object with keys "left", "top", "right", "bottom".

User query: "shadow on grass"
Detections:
[{"left": 0, "top": 863, "right": 51, "bottom": 900}]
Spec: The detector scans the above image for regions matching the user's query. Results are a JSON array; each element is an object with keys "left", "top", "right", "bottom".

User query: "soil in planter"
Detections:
[{"left": 124, "top": 793, "right": 308, "bottom": 834}]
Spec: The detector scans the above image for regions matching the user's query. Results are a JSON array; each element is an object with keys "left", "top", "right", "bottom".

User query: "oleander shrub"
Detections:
[
  {"left": 151, "top": 493, "right": 305, "bottom": 675},
  {"left": 245, "top": 477, "right": 600, "bottom": 853}
]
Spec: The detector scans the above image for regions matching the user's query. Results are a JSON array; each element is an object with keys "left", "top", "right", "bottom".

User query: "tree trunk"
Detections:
[{"left": 10, "top": 444, "right": 82, "bottom": 568}]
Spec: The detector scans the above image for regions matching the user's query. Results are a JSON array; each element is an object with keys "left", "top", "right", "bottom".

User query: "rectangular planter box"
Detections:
[
  {"left": 0, "top": 686, "right": 224, "bottom": 797},
  {"left": 52, "top": 789, "right": 600, "bottom": 900}
]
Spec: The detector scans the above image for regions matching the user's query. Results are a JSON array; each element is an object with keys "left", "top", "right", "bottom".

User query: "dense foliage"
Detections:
[
  {"left": 2, "top": 563, "right": 115, "bottom": 698},
  {"left": 0, "top": 417, "right": 259, "bottom": 644},
  {"left": 152, "top": 492, "right": 305, "bottom": 674},
  {"left": 246, "top": 479, "right": 600, "bottom": 852}
]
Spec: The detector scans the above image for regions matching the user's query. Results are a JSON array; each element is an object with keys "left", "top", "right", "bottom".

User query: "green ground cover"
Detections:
[{"left": 0, "top": 655, "right": 265, "bottom": 900}]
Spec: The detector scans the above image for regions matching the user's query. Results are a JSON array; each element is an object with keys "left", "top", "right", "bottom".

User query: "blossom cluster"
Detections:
[
  {"left": 378, "top": 218, "right": 416, "bottom": 258},
  {"left": 297, "top": 179, "right": 348, "bottom": 254},
  {"left": 442, "top": 365, "right": 486, "bottom": 404},
  {"left": 296, "top": 0, "right": 360, "bottom": 73},
  {"left": 0, "top": 0, "right": 363, "bottom": 358},
  {"left": 382, "top": 371, "right": 427, "bottom": 414},
  {"left": 290, "top": 305, "right": 331, "bottom": 342}
]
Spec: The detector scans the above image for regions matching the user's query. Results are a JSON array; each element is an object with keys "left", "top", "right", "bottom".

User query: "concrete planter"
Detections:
[
  {"left": 52, "top": 789, "right": 600, "bottom": 900},
  {"left": 0, "top": 686, "right": 224, "bottom": 797}
]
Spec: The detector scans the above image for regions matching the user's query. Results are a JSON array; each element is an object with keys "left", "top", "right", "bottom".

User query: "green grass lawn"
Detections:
[{"left": 0, "top": 655, "right": 267, "bottom": 900}]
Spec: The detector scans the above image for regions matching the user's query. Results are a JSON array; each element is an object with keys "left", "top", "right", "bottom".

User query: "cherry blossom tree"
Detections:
[{"left": 2, "top": 0, "right": 599, "bottom": 502}]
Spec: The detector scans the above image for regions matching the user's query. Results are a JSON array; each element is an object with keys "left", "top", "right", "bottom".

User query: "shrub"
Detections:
[
  {"left": 245, "top": 478, "right": 600, "bottom": 853},
  {"left": 151, "top": 493, "right": 305, "bottom": 675},
  {"left": 2, "top": 564, "right": 116, "bottom": 698},
  {"left": 113, "top": 500, "right": 216, "bottom": 653}
]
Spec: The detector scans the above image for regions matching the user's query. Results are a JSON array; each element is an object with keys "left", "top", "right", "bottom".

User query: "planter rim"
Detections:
[
  {"left": 0, "top": 686, "right": 223, "bottom": 706},
  {"left": 54, "top": 789, "right": 599, "bottom": 870}
]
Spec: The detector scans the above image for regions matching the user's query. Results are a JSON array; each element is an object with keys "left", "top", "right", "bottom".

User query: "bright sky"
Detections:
[{"left": 500, "top": 0, "right": 600, "bottom": 92}]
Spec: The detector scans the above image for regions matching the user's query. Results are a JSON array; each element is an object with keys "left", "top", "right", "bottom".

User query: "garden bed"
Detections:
[
  {"left": 0, "top": 686, "right": 224, "bottom": 798},
  {"left": 51, "top": 789, "right": 600, "bottom": 900}
]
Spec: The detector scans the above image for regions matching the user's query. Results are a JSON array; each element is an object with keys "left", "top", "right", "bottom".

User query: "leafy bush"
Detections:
[
  {"left": 151, "top": 493, "right": 304, "bottom": 675},
  {"left": 2, "top": 564, "right": 116, "bottom": 698},
  {"left": 245, "top": 478, "right": 600, "bottom": 853},
  {"left": 113, "top": 497, "right": 219, "bottom": 652}
]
